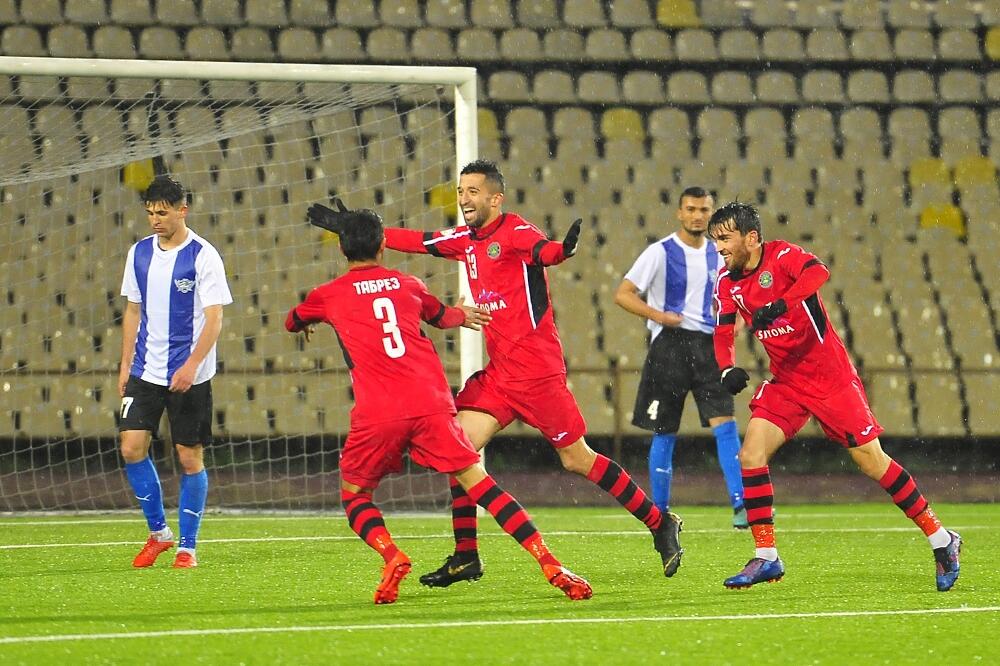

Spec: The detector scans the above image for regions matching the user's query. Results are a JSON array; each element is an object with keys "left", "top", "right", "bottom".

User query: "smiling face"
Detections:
[
  {"left": 145, "top": 200, "right": 188, "bottom": 243},
  {"left": 457, "top": 172, "right": 504, "bottom": 228},
  {"left": 710, "top": 218, "right": 761, "bottom": 273}
]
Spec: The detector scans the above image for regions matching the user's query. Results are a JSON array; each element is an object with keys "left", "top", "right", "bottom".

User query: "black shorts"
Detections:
[
  {"left": 118, "top": 376, "right": 213, "bottom": 445},
  {"left": 631, "top": 327, "right": 734, "bottom": 434}
]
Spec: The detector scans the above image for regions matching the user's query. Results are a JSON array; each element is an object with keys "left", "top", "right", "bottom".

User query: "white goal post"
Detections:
[{"left": 0, "top": 56, "right": 481, "bottom": 512}]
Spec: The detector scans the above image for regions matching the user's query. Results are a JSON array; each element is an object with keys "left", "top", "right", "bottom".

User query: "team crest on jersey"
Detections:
[
  {"left": 487, "top": 242, "right": 501, "bottom": 259},
  {"left": 174, "top": 278, "right": 195, "bottom": 293},
  {"left": 758, "top": 271, "right": 773, "bottom": 288}
]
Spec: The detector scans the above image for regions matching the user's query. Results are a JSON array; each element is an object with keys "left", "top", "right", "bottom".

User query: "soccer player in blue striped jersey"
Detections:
[
  {"left": 118, "top": 176, "right": 233, "bottom": 569},
  {"left": 614, "top": 186, "right": 746, "bottom": 528}
]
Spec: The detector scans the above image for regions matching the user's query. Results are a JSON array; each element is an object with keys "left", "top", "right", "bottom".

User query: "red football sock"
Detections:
[
  {"left": 448, "top": 476, "right": 479, "bottom": 553},
  {"left": 743, "top": 466, "right": 776, "bottom": 548},
  {"left": 464, "top": 476, "right": 558, "bottom": 567},
  {"left": 341, "top": 489, "right": 398, "bottom": 563},
  {"left": 586, "top": 454, "right": 662, "bottom": 530}
]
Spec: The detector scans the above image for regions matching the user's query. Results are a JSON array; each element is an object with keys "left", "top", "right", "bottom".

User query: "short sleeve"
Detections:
[
  {"left": 120, "top": 244, "right": 141, "bottom": 302},
  {"left": 623, "top": 244, "right": 662, "bottom": 294},
  {"left": 774, "top": 242, "right": 821, "bottom": 280},
  {"left": 196, "top": 245, "right": 233, "bottom": 307}
]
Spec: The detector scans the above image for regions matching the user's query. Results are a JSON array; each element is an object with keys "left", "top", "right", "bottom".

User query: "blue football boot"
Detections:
[
  {"left": 724, "top": 557, "right": 785, "bottom": 589},
  {"left": 934, "top": 530, "right": 962, "bottom": 592}
]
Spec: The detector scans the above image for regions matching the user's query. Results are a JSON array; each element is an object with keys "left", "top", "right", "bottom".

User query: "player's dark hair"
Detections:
[
  {"left": 142, "top": 175, "right": 187, "bottom": 207},
  {"left": 708, "top": 201, "right": 763, "bottom": 241},
  {"left": 678, "top": 186, "right": 711, "bottom": 206},
  {"left": 337, "top": 209, "right": 384, "bottom": 261},
  {"left": 460, "top": 159, "right": 505, "bottom": 193}
]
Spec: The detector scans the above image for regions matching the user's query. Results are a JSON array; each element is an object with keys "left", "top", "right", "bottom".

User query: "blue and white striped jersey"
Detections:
[
  {"left": 623, "top": 232, "right": 723, "bottom": 339},
  {"left": 120, "top": 229, "right": 233, "bottom": 386}
]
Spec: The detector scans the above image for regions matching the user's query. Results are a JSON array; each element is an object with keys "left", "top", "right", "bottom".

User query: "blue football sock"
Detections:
[
  {"left": 713, "top": 420, "right": 745, "bottom": 509},
  {"left": 648, "top": 433, "right": 676, "bottom": 512},
  {"left": 178, "top": 470, "right": 208, "bottom": 550},
  {"left": 125, "top": 457, "right": 166, "bottom": 533}
]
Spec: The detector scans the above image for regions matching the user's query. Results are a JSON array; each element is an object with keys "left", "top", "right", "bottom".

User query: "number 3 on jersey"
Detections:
[{"left": 373, "top": 297, "right": 406, "bottom": 358}]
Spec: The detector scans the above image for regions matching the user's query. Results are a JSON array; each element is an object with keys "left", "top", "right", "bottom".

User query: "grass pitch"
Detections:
[{"left": 1, "top": 503, "right": 997, "bottom": 665}]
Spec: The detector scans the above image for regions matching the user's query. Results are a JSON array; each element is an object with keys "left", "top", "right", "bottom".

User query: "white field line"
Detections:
[
  {"left": 0, "top": 524, "right": 989, "bottom": 550},
  {"left": 1, "top": 606, "right": 998, "bottom": 646}
]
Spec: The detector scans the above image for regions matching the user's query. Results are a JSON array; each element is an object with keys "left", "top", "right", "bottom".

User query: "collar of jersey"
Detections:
[
  {"left": 154, "top": 228, "right": 194, "bottom": 254},
  {"left": 728, "top": 240, "right": 768, "bottom": 282},
  {"left": 470, "top": 212, "right": 508, "bottom": 240}
]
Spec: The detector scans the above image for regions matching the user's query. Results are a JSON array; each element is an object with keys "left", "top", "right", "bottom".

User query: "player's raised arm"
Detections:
[{"left": 510, "top": 217, "right": 583, "bottom": 267}]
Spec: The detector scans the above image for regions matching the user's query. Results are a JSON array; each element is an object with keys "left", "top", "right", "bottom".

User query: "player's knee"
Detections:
[
  {"left": 175, "top": 445, "right": 204, "bottom": 474},
  {"left": 119, "top": 432, "right": 148, "bottom": 462},
  {"left": 737, "top": 445, "right": 765, "bottom": 468}
]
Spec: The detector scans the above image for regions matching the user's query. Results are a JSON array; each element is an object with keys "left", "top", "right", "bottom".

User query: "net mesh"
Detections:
[{"left": 0, "top": 68, "right": 463, "bottom": 512}]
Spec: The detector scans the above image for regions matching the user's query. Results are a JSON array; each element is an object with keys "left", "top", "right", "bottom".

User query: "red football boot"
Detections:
[
  {"left": 543, "top": 564, "right": 593, "bottom": 601},
  {"left": 374, "top": 551, "right": 412, "bottom": 605},
  {"left": 132, "top": 535, "right": 175, "bottom": 568}
]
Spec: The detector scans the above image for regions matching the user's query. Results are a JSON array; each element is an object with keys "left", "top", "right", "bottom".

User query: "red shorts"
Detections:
[
  {"left": 455, "top": 369, "right": 587, "bottom": 448},
  {"left": 749, "top": 377, "right": 883, "bottom": 447},
  {"left": 339, "top": 413, "right": 481, "bottom": 488}
]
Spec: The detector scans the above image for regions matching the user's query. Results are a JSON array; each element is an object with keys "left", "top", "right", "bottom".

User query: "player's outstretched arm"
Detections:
[
  {"left": 522, "top": 218, "right": 583, "bottom": 266},
  {"left": 306, "top": 197, "right": 351, "bottom": 234},
  {"left": 562, "top": 218, "right": 582, "bottom": 257}
]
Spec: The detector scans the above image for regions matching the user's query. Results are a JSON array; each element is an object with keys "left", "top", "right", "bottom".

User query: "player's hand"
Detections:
[
  {"left": 306, "top": 197, "right": 351, "bottom": 234},
  {"left": 455, "top": 295, "right": 492, "bottom": 331},
  {"left": 751, "top": 299, "right": 787, "bottom": 331},
  {"left": 658, "top": 311, "right": 683, "bottom": 327},
  {"left": 117, "top": 363, "right": 130, "bottom": 398},
  {"left": 302, "top": 324, "right": 316, "bottom": 343},
  {"left": 562, "top": 218, "right": 583, "bottom": 257},
  {"left": 720, "top": 366, "right": 750, "bottom": 395},
  {"left": 169, "top": 361, "right": 197, "bottom": 393}
]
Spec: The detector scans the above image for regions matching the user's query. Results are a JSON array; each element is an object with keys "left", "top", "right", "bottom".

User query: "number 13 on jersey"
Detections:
[{"left": 373, "top": 297, "right": 406, "bottom": 358}]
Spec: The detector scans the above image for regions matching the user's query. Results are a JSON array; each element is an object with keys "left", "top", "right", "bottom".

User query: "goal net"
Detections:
[{"left": 0, "top": 57, "right": 479, "bottom": 513}]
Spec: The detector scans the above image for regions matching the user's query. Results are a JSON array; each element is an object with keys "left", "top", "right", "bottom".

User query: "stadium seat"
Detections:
[
  {"left": 666, "top": 71, "right": 710, "bottom": 103},
  {"left": 850, "top": 29, "right": 893, "bottom": 61},
  {"left": 894, "top": 29, "right": 936, "bottom": 61},
  {"left": 724, "top": 160, "right": 766, "bottom": 199},
  {"left": 231, "top": 27, "right": 274, "bottom": 61},
  {"left": 755, "top": 71, "right": 800, "bottom": 103},
  {"left": 744, "top": 108, "right": 787, "bottom": 162},
  {"left": 847, "top": 70, "right": 891, "bottom": 103},
  {"left": 543, "top": 29, "right": 585, "bottom": 62},
  {"left": 751, "top": 0, "right": 793, "bottom": 26},
  {"left": 245, "top": 0, "right": 287, "bottom": 26},
  {"left": 2, "top": 26, "right": 46, "bottom": 56},
  {"left": 887, "top": 0, "right": 930, "bottom": 28},
  {"left": 841, "top": 2, "right": 885, "bottom": 29},
  {"left": 335, "top": 0, "right": 379, "bottom": 27},
  {"left": 93, "top": 25, "right": 137, "bottom": 58},
  {"left": 717, "top": 29, "right": 761, "bottom": 61},
  {"left": 675, "top": 29, "right": 718, "bottom": 61},
  {"left": 987, "top": 71, "right": 1000, "bottom": 100},
  {"left": 457, "top": 28, "right": 500, "bottom": 61},
  {"left": 865, "top": 372, "right": 915, "bottom": 436},
  {"left": 516, "top": 0, "right": 559, "bottom": 28},
  {"left": 630, "top": 28, "right": 673, "bottom": 61},
  {"left": 200, "top": 0, "right": 242, "bottom": 26},
  {"left": 470, "top": 0, "right": 514, "bottom": 28},
  {"left": 806, "top": 29, "right": 849, "bottom": 61},
  {"left": 381, "top": 0, "right": 423, "bottom": 28},
  {"left": 412, "top": 28, "right": 455, "bottom": 61},
  {"left": 939, "top": 71, "right": 983, "bottom": 102},
  {"left": 585, "top": 28, "right": 629, "bottom": 61},
  {"left": 505, "top": 107, "right": 548, "bottom": 138},
  {"left": 987, "top": 27, "right": 1000, "bottom": 60},
  {"left": 802, "top": 70, "right": 845, "bottom": 103},
  {"left": 919, "top": 204, "right": 965, "bottom": 238},
  {"left": 792, "top": 107, "right": 835, "bottom": 140},
  {"left": 139, "top": 27, "right": 184, "bottom": 60},
  {"left": 567, "top": 371, "right": 615, "bottom": 434},
  {"left": 564, "top": 0, "right": 606, "bottom": 27},
  {"left": 610, "top": 0, "right": 653, "bottom": 27},
  {"left": 110, "top": 0, "right": 155, "bottom": 25},
  {"left": 711, "top": 71, "right": 754, "bottom": 104},
  {"left": 601, "top": 108, "right": 644, "bottom": 142},
  {"left": 648, "top": 107, "right": 692, "bottom": 160},
  {"left": 290, "top": 0, "right": 330, "bottom": 26},
  {"left": 761, "top": 29, "right": 805, "bottom": 61},
  {"left": 367, "top": 28, "right": 409, "bottom": 63},
  {"left": 938, "top": 28, "right": 981, "bottom": 60},
  {"left": 892, "top": 70, "right": 936, "bottom": 103},
  {"left": 185, "top": 26, "right": 230, "bottom": 60},
  {"left": 275, "top": 28, "right": 318, "bottom": 63},
  {"left": 953, "top": 155, "right": 996, "bottom": 189},
  {"left": 656, "top": 0, "right": 700, "bottom": 28},
  {"left": 533, "top": 70, "right": 577, "bottom": 103},
  {"left": 499, "top": 28, "right": 542, "bottom": 61},
  {"left": 965, "top": 374, "right": 1000, "bottom": 435},
  {"left": 935, "top": 0, "right": 978, "bottom": 28},
  {"left": 578, "top": 71, "right": 620, "bottom": 104},
  {"left": 621, "top": 70, "right": 665, "bottom": 104},
  {"left": 65, "top": 0, "right": 109, "bottom": 25},
  {"left": 426, "top": 0, "right": 468, "bottom": 28},
  {"left": 913, "top": 372, "right": 965, "bottom": 436},
  {"left": 794, "top": 0, "right": 838, "bottom": 27},
  {"left": 20, "top": 0, "right": 61, "bottom": 24},
  {"left": 320, "top": 28, "right": 365, "bottom": 62},
  {"left": 47, "top": 25, "right": 92, "bottom": 58}
]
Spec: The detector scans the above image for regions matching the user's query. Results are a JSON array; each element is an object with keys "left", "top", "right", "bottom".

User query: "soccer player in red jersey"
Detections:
[
  {"left": 285, "top": 205, "right": 592, "bottom": 604},
  {"left": 315, "top": 159, "right": 683, "bottom": 585},
  {"left": 708, "top": 201, "right": 961, "bottom": 591}
]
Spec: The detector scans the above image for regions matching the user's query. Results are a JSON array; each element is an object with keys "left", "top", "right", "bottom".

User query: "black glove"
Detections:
[
  {"left": 751, "top": 299, "right": 787, "bottom": 332},
  {"left": 306, "top": 197, "right": 350, "bottom": 234},
  {"left": 562, "top": 218, "right": 583, "bottom": 257},
  {"left": 721, "top": 366, "right": 750, "bottom": 395}
]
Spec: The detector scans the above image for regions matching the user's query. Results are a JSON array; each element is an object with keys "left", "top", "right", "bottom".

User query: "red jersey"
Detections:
[
  {"left": 385, "top": 212, "right": 570, "bottom": 381},
  {"left": 713, "top": 240, "right": 858, "bottom": 398},
  {"left": 285, "top": 265, "right": 465, "bottom": 424}
]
